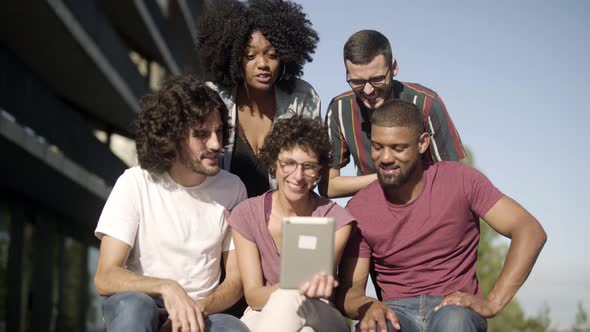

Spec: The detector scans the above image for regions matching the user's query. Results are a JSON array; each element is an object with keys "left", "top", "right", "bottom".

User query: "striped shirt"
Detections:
[{"left": 325, "top": 80, "right": 465, "bottom": 175}]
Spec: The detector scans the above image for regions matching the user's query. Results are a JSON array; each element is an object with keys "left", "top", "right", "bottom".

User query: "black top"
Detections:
[{"left": 229, "top": 125, "right": 270, "bottom": 197}]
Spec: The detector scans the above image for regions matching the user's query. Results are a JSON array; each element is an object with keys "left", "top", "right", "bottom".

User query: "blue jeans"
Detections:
[
  {"left": 103, "top": 291, "right": 249, "bottom": 332},
  {"left": 376, "top": 295, "right": 487, "bottom": 332}
]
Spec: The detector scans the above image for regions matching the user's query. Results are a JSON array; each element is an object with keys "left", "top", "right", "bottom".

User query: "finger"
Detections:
[
  {"left": 316, "top": 273, "right": 327, "bottom": 297},
  {"left": 196, "top": 308, "right": 206, "bottom": 332},
  {"left": 358, "top": 319, "right": 369, "bottom": 332},
  {"left": 187, "top": 308, "right": 199, "bottom": 332},
  {"left": 305, "top": 275, "right": 320, "bottom": 297},
  {"left": 180, "top": 311, "right": 190, "bottom": 332},
  {"left": 323, "top": 275, "right": 335, "bottom": 298},
  {"left": 171, "top": 317, "right": 180, "bottom": 332},
  {"left": 299, "top": 281, "right": 310, "bottom": 295},
  {"left": 386, "top": 310, "right": 401, "bottom": 330}
]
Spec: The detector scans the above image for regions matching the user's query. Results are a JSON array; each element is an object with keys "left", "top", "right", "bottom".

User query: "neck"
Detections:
[
  {"left": 237, "top": 85, "right": 275, "bottom": 116},
  {"left": 384, "top": 163, "right": 425, "bottom": 205},
  {"left": 273, "top": 191, "right": 316, "bottom": 217},
  {"left": 168, "top": 161, "right": 207, "bottom": 187}
]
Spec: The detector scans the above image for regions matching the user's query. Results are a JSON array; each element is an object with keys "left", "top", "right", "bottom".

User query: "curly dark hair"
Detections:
[
  {"left": 196, "top": 0, "right": 318, "bottom": 93},
  {"left": 134, "top": 76, "right": 229, "bottom": 173},
  {"left": 259, "top": 115, "right": 332, "bottom": 178}
]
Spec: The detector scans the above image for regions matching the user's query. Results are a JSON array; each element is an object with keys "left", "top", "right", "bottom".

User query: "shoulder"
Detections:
[
  {"left": 328, "top": 90, "right": 356, "bottom": 106},
  {"left": 277, "top": 78, "right": 320, "bottom": 118},
  {"left": 232, "top": 193, "right": 264, "bottom": 214},
  {"left": 428, "top": 161, "right": 487, "bottom": 187},
  {"left": 281, "top": 78, "right": 319, "bottom": 103},
  {"left": 210, "top": 170, "right": 246, "bottom": 190},
  {"left": 347, "top": 180, "right": 381, "bottom": 210},
  {"left": 316, "top": 197, "right": 355, "bottom": 228},
  {"left": 399, "top": 81, "right": 440, "bottom": 100},
  {"left": 118, "top": 166, "right": 157, "bottom": 187},
  {"left": 205, "top": 81, "right": 236, "bottom": 110}
]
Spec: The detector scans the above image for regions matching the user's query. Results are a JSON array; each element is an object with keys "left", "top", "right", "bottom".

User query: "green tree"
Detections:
[{"left": 572, "top": 301, "right": 590, "bottom": 332}]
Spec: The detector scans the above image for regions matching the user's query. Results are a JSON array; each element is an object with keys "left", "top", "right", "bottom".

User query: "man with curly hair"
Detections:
[
  {"left": 93, "top": 76, "right": 249, "bottom": 332},
  {"left": 321, "top": 30, "right": 466, "bottom": 198},
  {"left": 196, "top": 0, "right": 320, "bottom": 198}
]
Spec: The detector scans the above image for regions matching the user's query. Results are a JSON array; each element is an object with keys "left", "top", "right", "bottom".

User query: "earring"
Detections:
[
  {"left": 278, "top": 63, "right": 286, "bottom": 81},
  {"left": 312, "top": 175, "right": 322, "bottom": 187}
]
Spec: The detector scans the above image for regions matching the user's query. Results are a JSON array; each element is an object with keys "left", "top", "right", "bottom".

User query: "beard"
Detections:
[
  {"left": 377, "top": 157, "right": 419, "bottom": 189},
  {"left": 180, "top": 149, "right": 220, "bottom": 177}
]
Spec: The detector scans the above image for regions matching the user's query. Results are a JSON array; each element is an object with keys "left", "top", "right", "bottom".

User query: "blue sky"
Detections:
[{"left": 296, "top": 1, "right": 590, "bottom": 328}]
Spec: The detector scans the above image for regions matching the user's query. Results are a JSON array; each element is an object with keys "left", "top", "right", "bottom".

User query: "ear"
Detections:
[
  {"left": 418, "top": 132, "right": 430, "bottom": 154},
  {"left": 391, "top": 58, "right": 399, "bottom": 77}
]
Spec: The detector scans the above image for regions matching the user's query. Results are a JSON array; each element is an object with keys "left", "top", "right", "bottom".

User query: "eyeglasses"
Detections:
[
  {"left": 277, "top": 158, "right": 321, "bottom": 177},
  {"left": 347, "top": 66, "right": 391, "bottom": 91}
]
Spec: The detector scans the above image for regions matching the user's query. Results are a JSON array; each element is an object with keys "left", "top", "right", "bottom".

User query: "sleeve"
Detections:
[
  {"left": 425, "top": 95, "right": 466, "bottom": 162},
  {"left": 94, "top": 171, "right": 140, "bottom": 247},
  {"left": 222, "top": 210, "right": 234, "bottom": 252},
  {"left": 227, "top": 200, "right": 256, "bottom": 242},
  {"left": 304, "top": 85, "right": 321, "bottom": 120},
  {"left": 325, "top": 202, "right": 356, "bottom": 230},
  {"left": 232, "top": 180, "right": 248, "bottom": 209},
  {"left": 461, "top": 165, "right": 504, "bottom": 217},
  {"left": 343, "top": 224, "right": 372, "bottom": 258},
  {"left": 343, "top": 199, "right": 372, "bottom": 258},
  {"left": 325, "top": 98, "right": 351, "bottom": 169}
]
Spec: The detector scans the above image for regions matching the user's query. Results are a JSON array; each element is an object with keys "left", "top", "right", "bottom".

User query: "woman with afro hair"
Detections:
[{"left": 197, "top": 0, "right": 320, "bottom": 198}]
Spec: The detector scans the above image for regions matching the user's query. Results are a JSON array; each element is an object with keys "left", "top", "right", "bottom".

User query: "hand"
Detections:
[
  {"left": 299, "top": 272, "right": 338, "bottom": 300},
  {"left": 358, "top": 301, "right": 400, "bottom": 332},
  {"left": 161, "top": 280, "right": 206, "bottom": 332},
  {"left": 434, "top": 291, "right": 502, "bottom": 318}
]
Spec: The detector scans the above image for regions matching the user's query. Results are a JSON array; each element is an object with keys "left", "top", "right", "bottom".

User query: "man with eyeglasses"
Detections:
[{"left": 320, "top": 30, "right": 466, "bottom": 199}]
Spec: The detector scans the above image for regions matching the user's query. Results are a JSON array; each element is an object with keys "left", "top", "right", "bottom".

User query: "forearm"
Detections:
[
  {"left": 486, "top": 222, "right": 547, "bottom": 311},
  {"left": 94, "top": 265, "right": 173, "bottom": 297},
  {"left": 337, "top": 286, "right": 379, "bottom": 320},
  {"left": 200, "top": 275, "right": 243, "bottom": 314},
  {"left": 244, "top": 283, "right": 280, "bottom": 311},
  {"left": 326, "top": 174, "right": 377, "bottom": 198}
]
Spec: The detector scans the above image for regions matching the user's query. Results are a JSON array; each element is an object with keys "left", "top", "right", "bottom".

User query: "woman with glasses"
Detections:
[
  {"left": 228, "top": 116, "right": 353, "bottom": 332},
  {"left": 197, "top": 0, "right": 320, "bottom": 198}
]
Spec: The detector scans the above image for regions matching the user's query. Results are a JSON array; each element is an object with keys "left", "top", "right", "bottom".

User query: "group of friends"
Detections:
[{"left": 92, "top": 0, "right": 547, "bottom": 331}]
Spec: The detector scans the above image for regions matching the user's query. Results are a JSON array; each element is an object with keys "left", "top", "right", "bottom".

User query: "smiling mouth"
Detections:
[{"left": 380, "top": 164, "right": 399, "bottom": 174}]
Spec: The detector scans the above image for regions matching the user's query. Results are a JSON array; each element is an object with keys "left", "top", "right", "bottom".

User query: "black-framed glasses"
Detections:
[
  {"left": 277, "top": 158, "right": 321, "bottom": 177},
  {"left": 347, "top": 66, "right": 391, "bottom": 91}
]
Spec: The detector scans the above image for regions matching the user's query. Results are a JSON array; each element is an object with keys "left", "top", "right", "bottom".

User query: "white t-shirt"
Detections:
[{"left": 95, "top": 166, "right": 247, "bottom": 300}]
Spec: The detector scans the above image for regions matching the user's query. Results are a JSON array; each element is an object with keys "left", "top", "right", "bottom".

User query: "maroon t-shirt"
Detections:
[
  {"left": 228, "top": 191, "right": 355, "bottom": 286},
  {"left": 345, "top": 161, "right": 503, "bottom": 301}
]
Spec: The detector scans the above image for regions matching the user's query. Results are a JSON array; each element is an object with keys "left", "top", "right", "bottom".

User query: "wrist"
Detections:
[
  {"left": 159, "top": 279, "right": 179, "bottom": 297},
  {"left": 485, "top": 295, "right": 505, "bottom": 315}
]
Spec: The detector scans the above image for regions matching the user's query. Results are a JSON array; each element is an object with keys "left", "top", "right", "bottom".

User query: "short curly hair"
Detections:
[
  {"left": 259, "top": 115, "right": 332, "bottom": 178},
  {"left": 196, "top": 0, "right": 318, "bottom": 93},
  {"left": 134, "top": 76, "right": 229, "bottom": 173}
]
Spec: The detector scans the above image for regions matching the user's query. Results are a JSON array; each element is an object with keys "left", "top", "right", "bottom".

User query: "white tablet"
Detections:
[{"left": 279, "top": 216, "right": 335, "bottom": 289}]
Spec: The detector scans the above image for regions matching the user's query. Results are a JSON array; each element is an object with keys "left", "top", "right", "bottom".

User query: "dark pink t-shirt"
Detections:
[
  {"left": 228, "top": 191, "right": 355, "bottom": 286},
  {"left": 345, "top": 162, "right": 503, "bottom": 301}
]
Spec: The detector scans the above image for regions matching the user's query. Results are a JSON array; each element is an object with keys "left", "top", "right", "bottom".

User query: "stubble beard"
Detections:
[
  {"left": 377, "top": 157, "right": 419, "bottom": 190},
  {"left": 181, "top": 150, "right": 220, "bottom": 177}
]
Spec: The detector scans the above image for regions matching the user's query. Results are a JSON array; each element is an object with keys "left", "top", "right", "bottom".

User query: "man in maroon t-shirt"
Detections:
[{"left": 335, "top": 99, "right": 547, "bottom": 332}]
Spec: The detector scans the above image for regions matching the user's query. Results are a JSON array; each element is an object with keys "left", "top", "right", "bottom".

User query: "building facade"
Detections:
[{"left": 0, "top": 0, "right": 205, "bottom": 330}]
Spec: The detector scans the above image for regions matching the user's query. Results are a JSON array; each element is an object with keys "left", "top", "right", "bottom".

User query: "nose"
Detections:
[
  {"left": 207, "top": 131, "right": 222, "bottom": 152},
  {"left": 362, "top": 82, "right": 375, "bottom": 95},
  {"left": 256, "top": 56, "right": 269, "bottom": 69},
  {"left": 291, "top": 164, "right": 305, "bottom": 181},
  {"left": 380, "top": 148, "right": 396, "bottom": 164}
]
